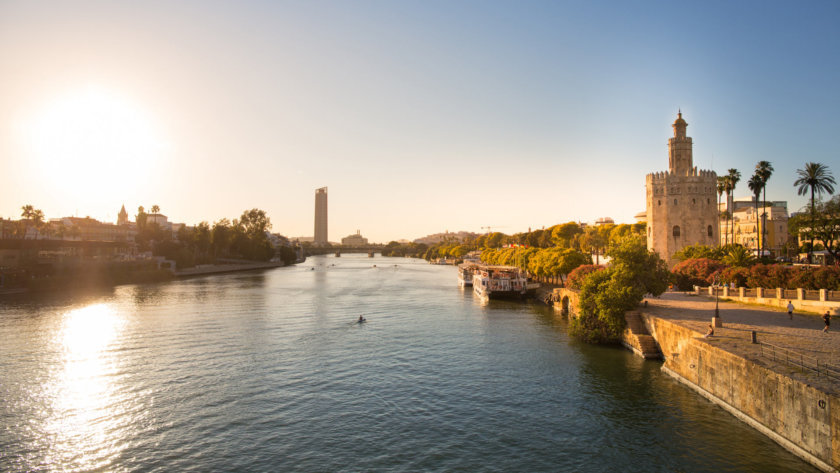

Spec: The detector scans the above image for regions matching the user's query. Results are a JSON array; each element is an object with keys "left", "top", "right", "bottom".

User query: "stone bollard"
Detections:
[
  {"left": 709, "top": 286, "right": 714, "bottom": 296},
  {"left": 723, "top": 286, "right": 729, "bottom": 297},
  {"left": 820, "top": 289, "right": 827, "bottom": 302},
  {"left": 739, "top": 287, "right": 745, "bottom": 298},
  {"left": 797, "top": 288, "right": 804, "bottom": 301},
  {"left": 777, "top": 288, "right": 783, "bottom": 300},
  {"left": 756, "top": 287, "right": 764, "bottom": 299},
  {"left": 751, "top": 331, "right": 757, "bottom": 344}
]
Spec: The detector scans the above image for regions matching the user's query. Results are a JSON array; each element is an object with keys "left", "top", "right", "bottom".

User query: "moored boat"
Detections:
[
  {"left": 472, "top": 265, "right": 528, "bottom": 300},
  {"left": 457, "top": 262, "right": 479, "bottom": 287}
]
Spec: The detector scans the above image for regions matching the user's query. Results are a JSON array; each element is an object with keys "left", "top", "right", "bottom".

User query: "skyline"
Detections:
[{"left": 2, "top": 1, "right": 838, "bottom": 242}]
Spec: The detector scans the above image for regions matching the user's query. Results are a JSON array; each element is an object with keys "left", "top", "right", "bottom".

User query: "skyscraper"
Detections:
[{"left": 314, "top": 187, "right": 328, "bottom": 244}]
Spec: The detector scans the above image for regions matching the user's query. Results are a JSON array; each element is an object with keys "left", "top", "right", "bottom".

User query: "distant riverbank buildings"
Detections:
[{"left": 645, "top": 112, "right": 719, "bottom": 266}]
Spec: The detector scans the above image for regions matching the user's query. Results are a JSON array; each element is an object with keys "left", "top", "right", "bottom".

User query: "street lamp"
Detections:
[{"left": 713, "top": 276, "right": 722, "bottom": 327}]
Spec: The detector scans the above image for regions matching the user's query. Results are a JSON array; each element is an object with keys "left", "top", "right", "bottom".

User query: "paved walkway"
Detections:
[{"left": 645, "top": 291, "right": 840, "bottom": 394}]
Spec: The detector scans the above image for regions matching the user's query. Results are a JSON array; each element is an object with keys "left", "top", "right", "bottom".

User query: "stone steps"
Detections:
[{"left": 624, "top": 311, "right": 662, "bottom": 359}]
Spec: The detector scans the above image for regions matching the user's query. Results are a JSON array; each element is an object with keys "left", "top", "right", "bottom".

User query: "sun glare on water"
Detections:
[{"left": 22, "top": 85, "right": 167, "bottom": 199}]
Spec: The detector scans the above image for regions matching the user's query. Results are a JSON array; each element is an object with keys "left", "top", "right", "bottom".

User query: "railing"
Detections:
[{"left": 759, "top": 342, "right": 840, "bottom": 381}]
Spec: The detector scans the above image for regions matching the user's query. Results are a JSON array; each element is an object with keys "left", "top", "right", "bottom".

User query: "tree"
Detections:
[
  {"left": 716, "top": 176, "right": 727, "bottom": 245},
  {"left": 136, "top": 206, "right": 148, "bottom": 230},
  {"left": 755, "top": 160, "right": 774, "bottom": 255},
  {"left": 580, "top": 226, "right": 607, "bottom": 264},
  {"left": 747, "top": 173, "right": 763, "bottom": 253},
  {"left": 726, "top": 168, "right": 741, "bottom": 247},
  {"left": 721, "top": 245, "right": 756, "bottom": 267},
  {"left": 151, "top": 205, "right": 161, "bottom": 214},
  {"left": 794, "top": 162, "right": 836, "bottom": 263},
  {"left": 551, "top": 222, "right": 583, "bottom": 248},
  {"left": 570, "top": 235, "right": 669, "bottom": 343},
  {"left": 810, "top": 196, "right": 840, "bottom": 260}
]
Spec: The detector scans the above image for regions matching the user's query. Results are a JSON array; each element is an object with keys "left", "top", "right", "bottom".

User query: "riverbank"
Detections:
[
  {"left": 639, "top": 293, "right": 840, "bottom": 472},
  {"left": 173, "top": 260, "right": 287, "bottom": 277}
]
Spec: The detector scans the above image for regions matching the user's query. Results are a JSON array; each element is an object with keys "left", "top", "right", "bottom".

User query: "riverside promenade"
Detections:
[
  {"left": 641, "top": 292, "right": 840, "bottom": 471},
  {"left": 645, "top": 292, "right": 840, "bottom": 394}
]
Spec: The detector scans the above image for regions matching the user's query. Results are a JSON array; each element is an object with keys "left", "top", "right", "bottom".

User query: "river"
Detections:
[{"left": 0, "top": 254, "right": 817, "bottom": 472}]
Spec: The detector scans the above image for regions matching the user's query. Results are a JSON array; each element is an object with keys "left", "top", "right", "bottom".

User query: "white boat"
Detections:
[
  {"left": 472, "top": 265, "right": 529, "bottom": 300},
  {"left": 457, "top": 262, "right": 479, "bottom": 287}
]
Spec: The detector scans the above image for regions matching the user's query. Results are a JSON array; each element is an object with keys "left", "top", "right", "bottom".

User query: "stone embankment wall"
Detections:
[
  {"left": 642, "top": 313, "right": 840, "bottom": 473},
  {"left": 698, "top": 286, "right": 840, "bottom": 315}
]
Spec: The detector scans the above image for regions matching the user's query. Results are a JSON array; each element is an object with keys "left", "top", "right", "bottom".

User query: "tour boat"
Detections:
[
  {"left": 472, "top": 265, "right": 529, "bottom": 300},
  {"left": 457, "top": 262, "right": 479, "bottom": 287}
]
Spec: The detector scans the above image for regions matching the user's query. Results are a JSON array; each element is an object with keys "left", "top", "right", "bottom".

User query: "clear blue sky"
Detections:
[{"left": 1, "top": 0, "right": 838, "bottom": 242}]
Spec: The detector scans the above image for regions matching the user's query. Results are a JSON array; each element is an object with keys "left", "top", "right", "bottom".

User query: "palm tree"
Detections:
[
  {"left": 794, "top": 162, "right": 836, "bottom": 263},
  {"left": 755, "top": 161, "right": 774, "bottom": 254},
  {"left": 747, "top": 174, "right": 763, "bottom": 254},
  {"left": 151, "top": 205, "right": 160, "bottom": 214},
  {"left": 716, "top": 176, "right": 727, "bottom": 246},
  {"left": 726, "top": 168, "right": 741, "bottom": 246}
]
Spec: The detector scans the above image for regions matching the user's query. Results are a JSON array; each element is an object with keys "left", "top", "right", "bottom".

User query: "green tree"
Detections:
[
  {"left": 571, "top": 235, "right": 669, "bottom": 343},
  {"left": 716, "top": 176, "right": 727, "bottom": 245},
  {"left": 794, "top": 162, "right": 836, "bottom": 263},
  {"left": 755, "top": 160, "right": 774, "bottom": 254},
  {"left": 136, "top": 206, "right": 148, "bottom": 230},
  {"left": 551, "top": 222, "right": 583, "bottom": 248},
  {"left": 580, "top": 226, "right": 607, "bottom": 264},
  {"left": 726, "top": 168, "right": 741, "bottom": 247},
  {"left": 810, "top": 196, "right": 840, "bottom": 260},
  {"left": 747, "top": 173, "right": 763, "bottom": 253},
  {"left": 721, "top": 245, "right": 756, "bottom": 267},
  {"left": 151, "top": 204, "right": 160, "bottom": 214}
]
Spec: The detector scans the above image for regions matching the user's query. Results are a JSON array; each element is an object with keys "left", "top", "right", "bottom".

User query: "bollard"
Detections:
[{"left": 751, "top": 331, "right": 757, "bottom": 344}]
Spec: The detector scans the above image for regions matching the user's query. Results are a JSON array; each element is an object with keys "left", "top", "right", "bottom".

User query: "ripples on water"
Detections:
[{"left": 0, "top": 255, "right": 817, "bottom": 472}]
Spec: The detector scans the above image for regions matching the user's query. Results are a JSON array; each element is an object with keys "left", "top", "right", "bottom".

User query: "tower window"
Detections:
[
  {"left": 707, "top": 198, "right": 710, "bottom": 204},
  {"left": 692, "top": 198, "right": 696, "bottom": 205},
  {"left": 707, "top": 225, "right": 713, "bottom": 237},
  {"left": 674, "top": 199, "right": 678, "bottom": 205},
  {"left": 658, "top": 200, "right": 661, "bottom": 206},
  {"left": 673, "top": 226, "right": 681, "bottom": 237}
]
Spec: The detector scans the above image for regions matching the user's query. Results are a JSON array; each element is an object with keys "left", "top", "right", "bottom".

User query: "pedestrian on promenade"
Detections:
[
  {"left": 823, "top": 312, "right": 831, "bottom": 333},
  {"left": 703, "top": 324, "right": 714, "bottom": 338},
  {"left": 787, "top": 301, "right": 794, "bottom": 320}
]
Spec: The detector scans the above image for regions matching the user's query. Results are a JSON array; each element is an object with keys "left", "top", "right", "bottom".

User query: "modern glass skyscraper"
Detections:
[{"left": 314, "top": 187, "right": 328, "bottom": 244}]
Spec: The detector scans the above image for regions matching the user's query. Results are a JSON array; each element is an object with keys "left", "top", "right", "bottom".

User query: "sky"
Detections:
[{"left": 1, "top": 1, "right": 838, "bottom": 242}]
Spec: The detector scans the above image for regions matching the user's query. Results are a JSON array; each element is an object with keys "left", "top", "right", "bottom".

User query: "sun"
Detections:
[{"left": 22, "top": 85, "right": 167, "bottom": 199}]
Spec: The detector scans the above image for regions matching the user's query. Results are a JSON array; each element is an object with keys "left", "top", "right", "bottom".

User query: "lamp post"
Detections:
[{"left": 713, "top": 276, "right": 722, "bottom": 328}]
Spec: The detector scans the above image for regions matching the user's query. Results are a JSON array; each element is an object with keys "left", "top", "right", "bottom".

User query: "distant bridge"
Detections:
[{"left": 305, "top": 245, "right": 384, "bottom": 256}]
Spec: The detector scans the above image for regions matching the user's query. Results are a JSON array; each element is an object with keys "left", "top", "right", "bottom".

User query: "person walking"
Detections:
[
  {"left": 822, "top": 311, "right": 831, "bottom": 333},
  {"left": 787, "top": 301, "right": 795, "bottom": 320}
]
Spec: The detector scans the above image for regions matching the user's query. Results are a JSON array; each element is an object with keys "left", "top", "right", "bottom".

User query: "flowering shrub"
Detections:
[
  {"left": 714, "top": 266, "right": 750, "bottom": 288},
  {"left": 671, "top": 258, "right": 725, "bottom": 290},
  {"left": 566, "top": 264, "right": 605, "bottom": 290}
]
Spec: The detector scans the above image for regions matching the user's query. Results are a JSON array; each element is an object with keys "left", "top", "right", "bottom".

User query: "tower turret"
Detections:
[{"left": 668, "top": 111, "right": 693, "bottom": 175}]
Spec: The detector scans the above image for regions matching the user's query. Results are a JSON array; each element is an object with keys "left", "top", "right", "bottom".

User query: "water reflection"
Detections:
[{"left": 44, "top": 303, "right": 126, "bottom": 471}]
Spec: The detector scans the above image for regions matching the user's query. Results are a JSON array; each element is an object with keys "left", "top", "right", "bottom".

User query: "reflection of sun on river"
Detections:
[{"left": 44, "top": 304, "right": 127, "bottom": 470}]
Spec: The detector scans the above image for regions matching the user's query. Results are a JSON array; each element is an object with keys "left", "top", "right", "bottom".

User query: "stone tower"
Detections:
[
  {"left": 646, "top": 112, "right": 718, "bottom": 266},
  {"left": 117, "top": 204, "right": 129, "bottom": 226},
  {"left": 314, "top": 187, "right": 328, "bottom": 245}
]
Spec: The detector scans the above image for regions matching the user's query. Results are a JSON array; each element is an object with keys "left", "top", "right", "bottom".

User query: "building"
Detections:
[
  {"left": 314, "top": 187, "right": 328, "bottom": 245},
  {"left": 341, "top": 230, "right": 369, "bottom": 246},
  {"left": 117, "top": 205, "right": 129, "bottom": 226},
  {"left": 645, "top": 112, "right": 718, "bottom": 266},
  {"left": 719, "top": 199, "right": 789, "bottom": 255},
  {"left": 594, "top": 217, "right": 615, "bottom": 226},
  {"left": 146, "top": 213, "right": 171, "bottom": 231}
]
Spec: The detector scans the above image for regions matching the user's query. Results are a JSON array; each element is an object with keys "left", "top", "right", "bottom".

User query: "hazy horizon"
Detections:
[{"left": 2, "top": 1, "right": 838, "bottom": 242}]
